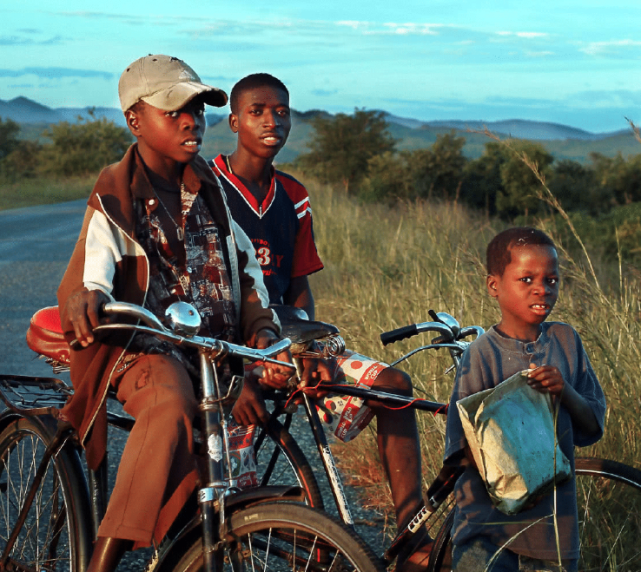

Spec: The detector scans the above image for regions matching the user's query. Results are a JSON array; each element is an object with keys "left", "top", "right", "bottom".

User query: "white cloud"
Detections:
[
  {"left": 496, "top": 31, "right": 548, "bottom": 39},
  {"left": 382, "top": 22, "right": 444, "bottom": 35},
  {"left": 335, "top": 20, "right": 446, "bottom": 36},
  {"left": 336, "top": 20, "right": 370, "bottom": 30},
  {"left": 525, "top": 51, "right": 554, "bottom": 57},
  {"left": 580, "top": 39, "right": 641, "bottom": 56}
]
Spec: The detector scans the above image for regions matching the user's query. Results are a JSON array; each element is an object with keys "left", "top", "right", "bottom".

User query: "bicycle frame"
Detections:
[
  {"left": 261, "top": 312, "right": 481, "bottom": 565},
  {"left": 0, "top": 301, "right": 303, "bottom": 572}
]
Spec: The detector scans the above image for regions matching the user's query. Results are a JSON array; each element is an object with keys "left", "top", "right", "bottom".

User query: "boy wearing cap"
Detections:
[{"left": 57, "top": 55, "right": 285, "bottom": 572}]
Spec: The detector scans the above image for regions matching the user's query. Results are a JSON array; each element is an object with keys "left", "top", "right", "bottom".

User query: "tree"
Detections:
[
  {"left": 38, "top": 110, "right": 132, "bottom": 177},
  {"left": 588, "top": 152, "right": 641, "bottom": 212},
  {"left": 495, "top": 141, "right": 554, "bottom": 219},
  {"left": 548, "top": 159, "right": 598, "bottom": 214},
  {"left": 296, "top": 109, "right": 396, "bottom": 193},
  {"left": 0, "top": 118, "right": 20, "bottom": 161},
  {"left": 359, "top": 151, "right": 414, "bottom": 203},
  {"left": 460, "top": 142, "right": 507, "bottom": 217},
  {"left": 0, "top": 140, "right": 43, "bottom": 181},
  {"left": 409, "top": 132, "right": 467, "bottom": 201}
]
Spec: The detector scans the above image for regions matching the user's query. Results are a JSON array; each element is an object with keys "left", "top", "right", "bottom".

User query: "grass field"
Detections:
[
  {"left": 301, "top": 172, "right": 641, "bottom": 534},
  {"left": 0, "top": 176, "right": 93, "bottom": 211},
  {"left": 3, "top": 168, "right": 640, "bottom": 563}
]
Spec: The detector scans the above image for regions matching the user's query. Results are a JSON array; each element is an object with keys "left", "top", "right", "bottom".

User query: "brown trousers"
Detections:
[{"left": 97, "top": 354, "right": 199, "bottom": 549}]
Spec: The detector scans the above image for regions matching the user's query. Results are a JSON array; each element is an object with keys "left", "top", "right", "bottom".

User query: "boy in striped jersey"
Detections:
[{"left": 211, "top": 73, "right": 432, "bottom": 571}]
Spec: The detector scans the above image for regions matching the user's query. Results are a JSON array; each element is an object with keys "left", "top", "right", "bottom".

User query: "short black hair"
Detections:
[
  {"left": 486, "top": 227, "right": 556, "bottom": 276},
  {"left": 230, "top": 73, "right": 289, "bottom": 114}
]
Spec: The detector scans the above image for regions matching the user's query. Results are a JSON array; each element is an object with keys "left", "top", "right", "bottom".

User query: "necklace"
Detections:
[
  {"left": 154, "top": 181, "right": 185, "bottom": 241},
  {"left": 225, "top": 155, "right": 234, "bottom": 175}
]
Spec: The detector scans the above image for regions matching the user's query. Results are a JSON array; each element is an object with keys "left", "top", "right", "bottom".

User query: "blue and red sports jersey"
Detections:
[{"left": 211, "top": 154, "right": 324, "bottom": 304}]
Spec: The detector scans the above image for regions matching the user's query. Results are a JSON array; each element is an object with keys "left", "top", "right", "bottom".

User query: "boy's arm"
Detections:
[
  {"left": 58, "top": 205, "right": 121, "bottom": 346},
  {"left": 283, "top": 275, "right": 315, "bottom": 320},
  {"left": 231, "top": 219, "right": 281, "bottom": 340}
]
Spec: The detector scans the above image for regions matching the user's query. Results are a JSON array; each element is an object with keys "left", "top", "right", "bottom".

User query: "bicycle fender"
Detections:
[{"left": 153, "top": 486, "right": 305, "bottom": 572}]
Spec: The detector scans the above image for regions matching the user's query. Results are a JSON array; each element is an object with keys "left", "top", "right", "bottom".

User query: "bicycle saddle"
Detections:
[
  {"left": 26, "top": 306, "right": 70, "bottom": 366},
  {"left": 270, "top": 305, "right": 339, "bottom": 345}
]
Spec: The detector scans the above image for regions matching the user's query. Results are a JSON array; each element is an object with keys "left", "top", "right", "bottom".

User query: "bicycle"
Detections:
[
  {"left": 0, "top": 300, "right": 386, "bottom": 572},
  {"left": 248, "top": 309, "right": 641, "bottom": 571}
]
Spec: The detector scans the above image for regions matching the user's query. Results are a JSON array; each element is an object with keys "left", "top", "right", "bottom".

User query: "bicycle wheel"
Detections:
[
  {"left": 574, "top": 457, "right": 641, "bottom": 571},
  {"left": 168, "top": 502, "right": 385, "bottom": 572},
  {"left": 254, "top": 417, "right": 324, "bottom": 509},
  {"left": 427, "top": 457, "right": 641, "bottom": 572},
  {"left": 0, "top": 415, "right": 92, "bottom": 572}
]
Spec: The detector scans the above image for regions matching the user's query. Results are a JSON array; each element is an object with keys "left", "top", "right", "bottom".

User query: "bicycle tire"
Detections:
[
  {"left": 167, "top": 502, "right": 385, "bottom": 572},
  {"left": 254, "top": 417, "right": 325, "bottom": 510},
  {"left": 0, "top": 415, "right": 92, "bottom": 572},
  {"left": 426, "top": 457, "right": 641, "bottom": 572}
]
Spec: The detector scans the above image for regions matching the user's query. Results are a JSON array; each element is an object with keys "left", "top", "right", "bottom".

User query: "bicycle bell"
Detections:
[{"left": 165, "top": 302, "right": 202, "bottom": 336}]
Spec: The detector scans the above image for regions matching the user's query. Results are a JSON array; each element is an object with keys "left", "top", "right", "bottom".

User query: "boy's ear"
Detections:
[
  {"left": 229, "top": 113, "right": 239, "bottom": 134},
  {"left": 125, "top": 110, "right": 141, "bottom": 137},
  {"left": 487, "top": 275, "right": 499, "bottom": 298}
]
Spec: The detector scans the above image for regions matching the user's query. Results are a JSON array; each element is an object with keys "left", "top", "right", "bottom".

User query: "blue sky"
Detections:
[{"left": 2, "top": 1, "right": 641, "bottom": 132}]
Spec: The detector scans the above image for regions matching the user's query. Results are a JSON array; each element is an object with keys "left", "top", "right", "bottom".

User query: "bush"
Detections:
[
  {"left": 296, "top": 109, "right": 396, "bottom": 193},
  {"left": 38, "top": 111, "right": 132, "bottom": 177}
]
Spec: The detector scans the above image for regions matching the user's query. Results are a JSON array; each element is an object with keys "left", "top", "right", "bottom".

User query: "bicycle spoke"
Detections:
[{"left": 0, "top": 422, "right": 76, "bottom": 571}]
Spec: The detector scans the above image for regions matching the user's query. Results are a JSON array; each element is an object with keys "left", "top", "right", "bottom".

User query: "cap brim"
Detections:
[{"left": 142, "top": 82, "right": 228, "bottom": 111}]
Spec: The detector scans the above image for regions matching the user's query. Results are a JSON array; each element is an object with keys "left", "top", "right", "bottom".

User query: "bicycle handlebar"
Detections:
[
  {"left": 380, "top": 321, "right": 453, "bottom": 346},
  {"left": 94, "top": 301, "right": 294, "bottom": 368}
]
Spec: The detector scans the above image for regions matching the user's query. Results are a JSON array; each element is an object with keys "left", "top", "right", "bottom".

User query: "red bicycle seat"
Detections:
[{"left": 26, "top": 306, "right": 71, "bottom": 366}]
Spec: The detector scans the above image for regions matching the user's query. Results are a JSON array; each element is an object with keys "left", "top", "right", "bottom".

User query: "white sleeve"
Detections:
[{"left": 82, "top": 209, "right": 127, "bottom": 298}]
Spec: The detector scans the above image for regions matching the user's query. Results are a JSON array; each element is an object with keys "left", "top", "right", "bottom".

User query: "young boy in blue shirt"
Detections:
[{"left": 444, "top": 227, "right": 606, "bottom": 571}]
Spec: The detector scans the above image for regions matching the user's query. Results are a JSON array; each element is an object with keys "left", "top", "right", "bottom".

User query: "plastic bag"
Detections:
[{"left": 457, "top": 370, "right": 571, "bottom": 515}]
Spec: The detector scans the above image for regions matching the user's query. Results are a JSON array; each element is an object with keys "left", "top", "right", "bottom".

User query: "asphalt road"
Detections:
[
  {"left": 0, "top": 199, "right": 87, "bottom": 376},
  {"left": 0, "top": 200, "right": 386, "bottom": 570},
  {"left": 0, "top": 199, "right": 155, "bottom": 568}
]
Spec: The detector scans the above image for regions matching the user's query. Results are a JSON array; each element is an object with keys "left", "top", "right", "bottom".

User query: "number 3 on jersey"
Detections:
[{"left": 256, "top": 247, "right": 271, "bottom": 266}]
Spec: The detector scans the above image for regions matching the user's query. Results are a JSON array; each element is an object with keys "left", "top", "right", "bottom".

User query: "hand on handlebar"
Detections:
[
  {"left": 253, "top": 329, "right": 295, "bottom": 389},
  {"left": 297, "top": 352, "right": 342, "bottom": 401},
  {"left": 64, "top": 289, "right": 110, "bottom": 348}
]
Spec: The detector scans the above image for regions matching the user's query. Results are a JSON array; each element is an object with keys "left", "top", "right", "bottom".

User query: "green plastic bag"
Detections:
[{"left": 457, "top": 370, "right": 571, "bottom": 515}]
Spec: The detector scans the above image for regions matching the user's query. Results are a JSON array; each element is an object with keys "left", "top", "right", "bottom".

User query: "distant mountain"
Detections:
[
  {"left": 0, "top": 96, "right": 67, "bottom": 125},
  {"left": 2, "top": 95, "right": 639, "bottom": 164},
  {"left": 56, "top": 106, "right": 126, "bottom": 126},
  {"left": 380, "top": 112, "right": 627, "bottom": 142},
  {"left": 420, "top": 119, "right": 627, "bottom": 142},
  {"left": 0, "top": 97, "right": 226, "bottom": 128},
  {"left": 380, "top": 112, "right": 427, "bottom": 130}
]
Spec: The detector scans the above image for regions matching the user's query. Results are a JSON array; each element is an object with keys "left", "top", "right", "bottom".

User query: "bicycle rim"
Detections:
[
  {"left": 254, "top": 417, "right": 324, "bottom": 509},
  {"left": 169, "top": 502, "right": 384, "bottom": 572},
  {"left": 575, "top": 457, "right": 641, "bottom": 571},
  {"left": 426, "top": 457, "right": 641, "bottom": 572},
  {"left": 0, "top": 416, "right": 89, "bottom": 572}
]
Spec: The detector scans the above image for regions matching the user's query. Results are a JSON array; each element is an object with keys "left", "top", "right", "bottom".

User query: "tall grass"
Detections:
[
  {"left": 299, "top": 171, "right": 641, "bottom": 525},
  {"left": 0, "top": 176, "right": 94, "bottom": 211}
]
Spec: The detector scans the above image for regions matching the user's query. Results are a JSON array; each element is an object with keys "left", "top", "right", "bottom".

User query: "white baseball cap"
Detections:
[{"left": 119, "top": 54, "right": 227, "bottom": 112}]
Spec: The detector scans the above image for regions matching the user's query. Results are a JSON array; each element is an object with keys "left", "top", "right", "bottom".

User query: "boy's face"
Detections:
[
  {"left": 487, "top": 244, "right": 559, "bottom": 340},
  {"left": 126, "top": 98, "right": 206, "bottom": 173},
  {"left": 230, "top": 86, "right": 291, "bottom": 160}
]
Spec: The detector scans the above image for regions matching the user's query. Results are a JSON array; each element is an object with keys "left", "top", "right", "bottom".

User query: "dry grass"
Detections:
[
  {"left": 297, "top": 169, "right": 641, "bottom": 533},
  {"left": 0, "top": 176, "right": 94, "bottom": 211}
]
